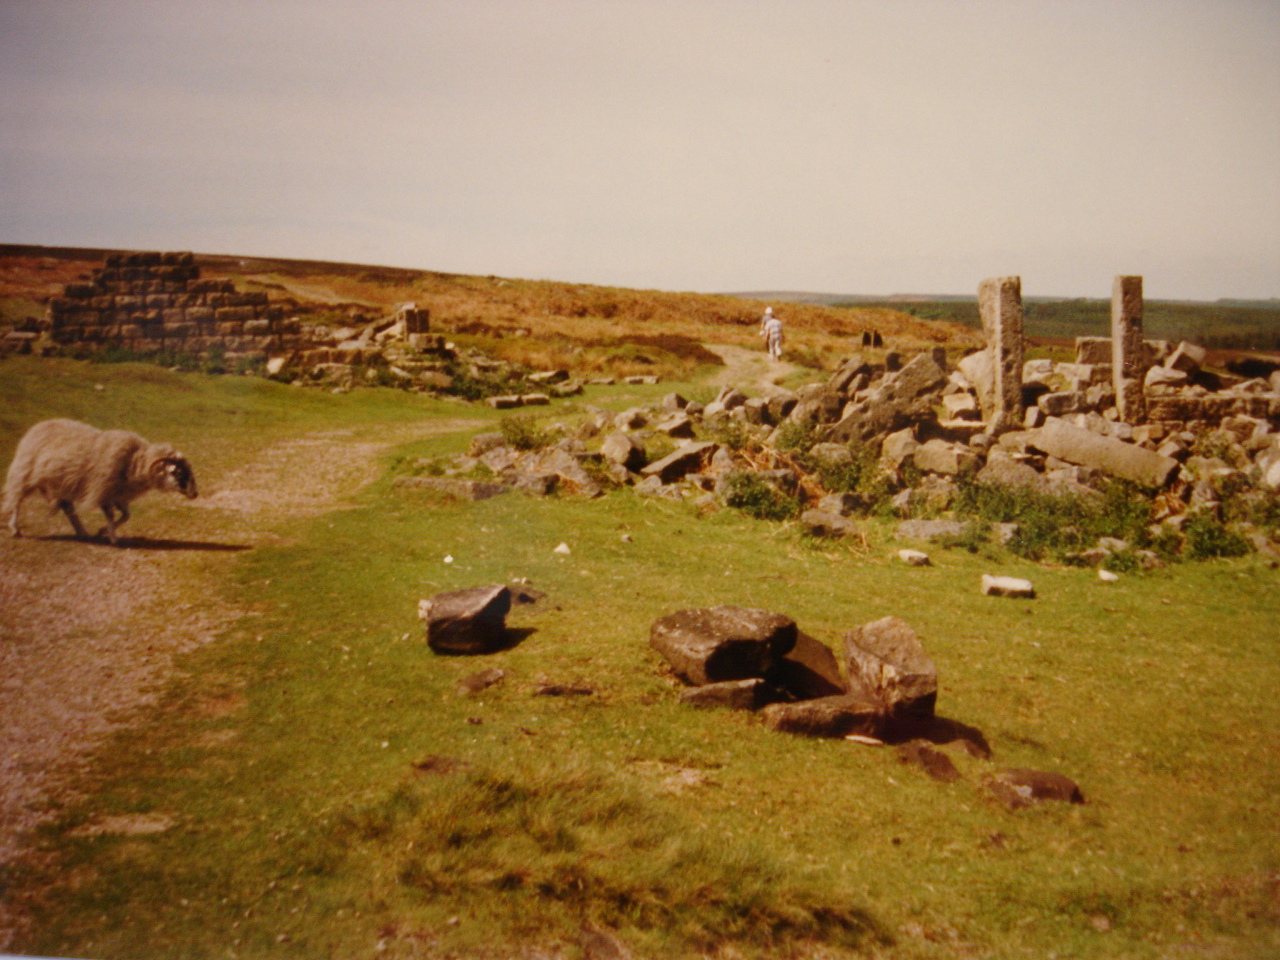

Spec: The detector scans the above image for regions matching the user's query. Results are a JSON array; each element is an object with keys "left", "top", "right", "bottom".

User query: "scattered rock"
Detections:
[
  {"left": 898, "top": 548, "right": 931, "bottom": 566},
  {"left": 984, "top": 769, "right": 1084, "bottom": 808},
  {"left": 800, "top": 508, "right": 861, "bottom": 538},
  {"left": 639, "top": 441, "right": 718, "bottom": 484},
  {"left": 419, "top": 585, "right": 513, "bottom": 655},
  {"left": 981, "top": 575, "right": 1036, "bottom": 599},
  {"left": 896, "top": 518, "right": 966, "bottom": 542},
  {"left": 456, "top": 668, "right": 506, "bottom": 694},
  {"left": 897, "top": 741, "right": 963, "bottom": 783}
]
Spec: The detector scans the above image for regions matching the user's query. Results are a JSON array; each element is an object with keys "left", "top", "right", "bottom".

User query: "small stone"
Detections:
[
  {"left": 1098, "top": 569, "right": 1120, "bottom": 582},
  {"left": 981, "top": 575, "right": 1036, "bottom": 599},
  {"left": 985, "top": 769, "right": 1084, "bottom": 808},
  {"left": 554, "top": 542, "right": 571, "bottom": 555},
  {"left": 898, "top": 548, "right": 931, "bottom": 566}
]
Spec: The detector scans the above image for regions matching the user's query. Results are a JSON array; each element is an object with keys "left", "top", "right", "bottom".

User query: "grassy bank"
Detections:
[{"left": 2, "top": 356, "right": 1279, "bottom": 959}]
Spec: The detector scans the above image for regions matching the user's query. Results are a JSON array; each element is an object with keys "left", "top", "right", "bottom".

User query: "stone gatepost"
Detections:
[
  {"left": 977, "top": 276, "right": 1024, "bottom": 432},
  {"left": 1111, "top": 275, "right": 1147, "bottom": 422}
]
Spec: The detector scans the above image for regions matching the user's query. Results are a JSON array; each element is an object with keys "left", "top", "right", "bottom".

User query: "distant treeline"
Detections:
[{"left": 841, "top": 298, "right": 1280, "bottom": 351}]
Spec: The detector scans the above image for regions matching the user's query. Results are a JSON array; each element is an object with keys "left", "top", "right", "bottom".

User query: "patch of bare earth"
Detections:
[
  {"left": 0, "top": 417, "right": 477, "bottom": 949},
  {"left": 704, "top": 342, "right": 800, "bottom": 396}
]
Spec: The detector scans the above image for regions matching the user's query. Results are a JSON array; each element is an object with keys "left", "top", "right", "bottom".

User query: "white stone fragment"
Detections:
[
  {"left": 1098, "top": 569, "right": 1120, "bottom": 582},
  {"left": 981, "top": 574, "right": 1036, "bottom": 599},
  {"left": 553, "top": 542, "right": 572, "bottom": 555},
  {"left": 898, "top": 549, "right": 931, "bottom": 567}
]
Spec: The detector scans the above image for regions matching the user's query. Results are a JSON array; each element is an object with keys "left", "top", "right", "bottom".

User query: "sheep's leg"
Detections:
[
  {"left": 98, "top": 504, "right": 126, "bottom": 545},
  {"left": 58, "top": 500, "right": 89, "bottom": 539}
]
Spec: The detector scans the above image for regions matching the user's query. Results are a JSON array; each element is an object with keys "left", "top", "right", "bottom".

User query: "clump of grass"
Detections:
[
  {"left": 1183, "top": 514, "right": 1251, "bottom": 559},
  {"left": 700, "top": 416, "right": 753, "bottom": 451},
  {"left": 772, "top": 420, "right": 821, "bottom": 455},
  {"left": 332, "top": 766, "right": 880, "bottom": 952},
  {"left": 719, "top": 470, "right": 801, "bottom": 521},
  {"left": 499, "top": 413, "right": 554, "bottom": 451},
  {"left": 953, "top": 478, "right": 1154, "bottom": 562}
]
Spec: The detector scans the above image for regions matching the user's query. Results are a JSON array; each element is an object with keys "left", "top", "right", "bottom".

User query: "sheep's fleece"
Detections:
[{"left": 3, "top": 418, "right": 198, "bottom": 544}]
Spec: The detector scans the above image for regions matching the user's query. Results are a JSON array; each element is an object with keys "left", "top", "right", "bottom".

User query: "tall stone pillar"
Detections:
[
  {"left": 1111, "top": 275, "right": 1147, "bottom": 422},
  {"left": 977, "top": 276, "right": 1024, "bottom": 433}
]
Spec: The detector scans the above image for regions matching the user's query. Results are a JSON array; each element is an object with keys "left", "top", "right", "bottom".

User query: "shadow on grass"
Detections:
[
  {"left": 38, "top": 533, "right": 252, "bottom": 553},
  {"left": 885, "top": 714, "right": 992, "bottom": 758}
]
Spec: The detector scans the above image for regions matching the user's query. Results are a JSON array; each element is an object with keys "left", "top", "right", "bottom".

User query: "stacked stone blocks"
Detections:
[{"left": 48, "top": 251, "right": 302, "bottom": 359}]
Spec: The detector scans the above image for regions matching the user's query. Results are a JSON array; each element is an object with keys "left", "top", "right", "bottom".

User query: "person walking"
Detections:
[{"left": 761, "top": 307, "right": 784, "bottom": 360}]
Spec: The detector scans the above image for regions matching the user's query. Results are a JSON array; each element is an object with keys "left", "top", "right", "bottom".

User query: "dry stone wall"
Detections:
[{"left": 48, "top": 251, "right": 303, "bottom": 360}]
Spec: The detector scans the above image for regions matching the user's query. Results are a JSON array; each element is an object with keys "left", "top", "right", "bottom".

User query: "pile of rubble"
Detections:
[
  {"left": 407, "top": 275, "right": 1280, "bottom": 563},
  {"left": 415, "top": 583, "right": 1085, "bottom": 807}
]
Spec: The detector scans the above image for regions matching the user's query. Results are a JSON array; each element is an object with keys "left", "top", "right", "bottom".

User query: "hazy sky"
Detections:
[{"left": 2, "top": 0, "right": 1277, "bottom": 299}]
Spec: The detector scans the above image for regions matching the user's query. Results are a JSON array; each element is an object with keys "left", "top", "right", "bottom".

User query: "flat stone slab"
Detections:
[
  {"left": 760, "top": 694, "right": 883, "bottom": 739},
  {"left": 678, "top": 678, "right": 778, "bottom": 711},
  {"left": 981, "top": 575, "right": 1036, "bottom": 599},
  {"left": 1030, "top": 416, "right": 1178, "bottom": 488}
]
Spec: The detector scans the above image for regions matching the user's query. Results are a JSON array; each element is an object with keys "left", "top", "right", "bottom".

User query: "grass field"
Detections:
[
  {"left": 1, "top": 355, "right": 1279, "bottom": 959},
  {"left": 859, "top": 297, "right": 1280, "bottom": 352}
]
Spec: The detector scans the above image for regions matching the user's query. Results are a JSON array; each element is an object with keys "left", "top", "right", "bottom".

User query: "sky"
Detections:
[{"left": 1, "top": 0, "right": 1277, "bottom": 300}]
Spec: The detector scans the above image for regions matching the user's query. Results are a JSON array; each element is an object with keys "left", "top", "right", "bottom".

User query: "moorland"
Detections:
[{"left": 0, "top": 247, "right": 1277, "bottom": 960}]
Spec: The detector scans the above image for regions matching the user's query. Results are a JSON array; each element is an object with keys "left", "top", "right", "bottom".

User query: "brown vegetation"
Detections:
[{"left": 1, "top": 245, "right": 980, "bottom": 381}]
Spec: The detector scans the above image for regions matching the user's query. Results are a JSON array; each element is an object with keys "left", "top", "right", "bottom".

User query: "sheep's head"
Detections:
[{"left": 150, "top": 449, "right": 198, "bottom": 499}]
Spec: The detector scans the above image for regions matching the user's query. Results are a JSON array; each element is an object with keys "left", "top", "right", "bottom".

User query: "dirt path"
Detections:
[
  {"left": 704, "top": 342, "right": 801, "bottom": 396},
  {"left": 0, "top": 417, "right": 477, "bottom": 949}
]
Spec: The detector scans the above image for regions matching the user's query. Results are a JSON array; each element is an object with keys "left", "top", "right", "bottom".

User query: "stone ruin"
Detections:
[
  {"left": 23, "top": 250, "right": 474, "bottom": 393},
  {"left": 410, "top": 274, "right": 1280, "bottom": 564},
  {"left": 45, "top": 251, "right": 302, "bottom": 362}
]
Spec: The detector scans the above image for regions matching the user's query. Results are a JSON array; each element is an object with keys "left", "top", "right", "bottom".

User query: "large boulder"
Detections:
[
  {"left": 649, "top": 606, "right": 797, "bottom": 686},
  {"left": 843, "top": 616, "right": 937, "bottom": 721},
  {"left": 420, "top": 584, "right": 513, "bottom": 655},
  {"left": 1030, "top": 416, "right": 1179, "bottom": 488}
]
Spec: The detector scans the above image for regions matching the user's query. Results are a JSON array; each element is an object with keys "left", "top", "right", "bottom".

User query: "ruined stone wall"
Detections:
[{"left": 48, "top": 251, "right": 303, "bottom": 360}]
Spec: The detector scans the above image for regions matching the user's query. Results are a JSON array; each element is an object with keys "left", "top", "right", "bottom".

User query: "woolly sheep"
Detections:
[{"left": 3, "top": 419, "right": 198, "bottom": 545}]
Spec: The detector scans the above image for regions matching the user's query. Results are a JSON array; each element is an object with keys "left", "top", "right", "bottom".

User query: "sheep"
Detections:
[{"left": 3, "top": 419, "right": 198, "bottom": 545}]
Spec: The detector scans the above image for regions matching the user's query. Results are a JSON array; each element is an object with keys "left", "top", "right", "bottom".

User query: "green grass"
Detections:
[{"left": 3, "top": 355, "right": 1280, "bottom": 958}]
